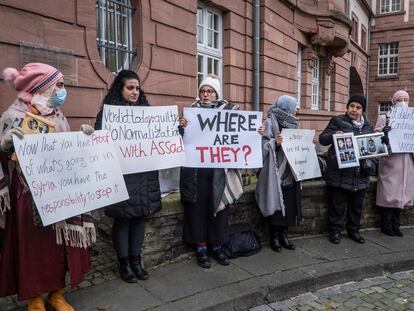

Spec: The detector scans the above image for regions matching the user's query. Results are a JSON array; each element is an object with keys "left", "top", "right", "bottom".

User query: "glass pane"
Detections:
[
  {"left": 207, "top": 30, "right": 213, "bottom": 47},
  {"left": 214, "top": 59, "right": 219, "bottom": 75},
  {"left": 197, "top": 25, "right": 203, "bottom": 44},
  {"left": 213, "top": 32, "right": 219, "bottom": 49},
  {"left": 197, "top": 8, "right": 203, "bottom": 24},
  {"left": 207, "top": 57, "right": 212, "bottom": 73},
  {"left": 198, "top": 74, "right": 204, "bottom": 86},
  {"left": 213, "top": 14, "right": 219, "bottom": 31},
  {"left": 207, "top": 11, "right": 213, "bottom": 29},
  {"left": 198, "top": 55, "right": 203, "bottom": 73}
]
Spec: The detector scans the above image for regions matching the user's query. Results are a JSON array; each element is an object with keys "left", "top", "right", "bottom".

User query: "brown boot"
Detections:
[
  {"left": 46, "top": 289, "right": 74, "bottom": 311},
  {"left": 27, "top": 296, "right": 45, "bottom": 311}
]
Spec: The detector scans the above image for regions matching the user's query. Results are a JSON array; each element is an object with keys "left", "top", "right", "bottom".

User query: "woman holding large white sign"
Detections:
[
  {"left": 179, "top": 75, "right": 253, "bottom": 268},
  {"left": 0, "top": 63, "right": 95, "bottom": 310},
  {"left": 256, "top": 95, "right": 302, "bottom": 252},
  {"left": 375, "top": 90, "right": 414, "bottom": 237},
  {"left": 95, "top": 70, "right": 161, "bottom": 283}
]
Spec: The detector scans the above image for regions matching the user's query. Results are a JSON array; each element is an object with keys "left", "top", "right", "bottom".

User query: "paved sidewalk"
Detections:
[{"left": 2, "top": 228, "right": 414, "bottom": 311}]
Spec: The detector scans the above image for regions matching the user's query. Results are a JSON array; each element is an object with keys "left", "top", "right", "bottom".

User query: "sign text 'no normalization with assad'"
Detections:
[
  {"left": 183, "top": 108, "right": 263, "bottom": 168},
  {"left": 102, "top": 105, "right": 185, "bottom": 174},
  {"left": 13, "top": 131, "right": 129, "bottom": 226}
]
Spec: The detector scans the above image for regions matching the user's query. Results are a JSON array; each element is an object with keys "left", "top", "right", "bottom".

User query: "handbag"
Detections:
[{"left": 223, "top": 223, "right": 261, "bottom": 259}]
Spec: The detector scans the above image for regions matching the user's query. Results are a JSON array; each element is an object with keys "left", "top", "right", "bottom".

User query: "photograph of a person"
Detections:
[
  {"left": 27, "top": 118, "right": 38, "bottom": 130},
  {"left": 333, "top": 133, "right": 359, "bottom": 169},
  {"left": 355, "top": 133, "right": 388, "bottom": 159}
]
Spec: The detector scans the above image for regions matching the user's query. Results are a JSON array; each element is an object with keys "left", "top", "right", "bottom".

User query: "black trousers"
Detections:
[
  {"left": 380, "top": 206, "right": 401, "bottom": 231},
  {"left": 182, "top": 168, "right": 229, "bottom": 246},
  {"left": 269, "top": 183, "right": 301, "bottom": 227},
  {"left": 327, "top": 186, "right": 366, "bottom": 234},
  {"left": 112, "top": 217, "right": 146, "bottom": 258}
]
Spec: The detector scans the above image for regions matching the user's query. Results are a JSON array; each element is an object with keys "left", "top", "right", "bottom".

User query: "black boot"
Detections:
[
  {"left": 130, "top": 255, "right": 149, "bottom": 280},
  {"left": 279, "top": 226, "right": 295, "bottom": 250},
  {"left": 118, "top": 257, "right": 138, "bottom": 283},
  {"left": 270, "top": 226, "right": 281, "bottom": 252}
]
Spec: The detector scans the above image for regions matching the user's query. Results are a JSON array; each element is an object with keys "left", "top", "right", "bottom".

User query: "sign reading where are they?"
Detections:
[
  {"left": 13, "top": 130, "right": 129, "bottom": 226},
  {"left": 102, "top": 105, "right": 185, "bottom": 174},
  {"left": 281, "top": 129, "right": 321, "bottom": 181},
  {"left": 183, "top": 107, "right": 263, "bottom": 168}
]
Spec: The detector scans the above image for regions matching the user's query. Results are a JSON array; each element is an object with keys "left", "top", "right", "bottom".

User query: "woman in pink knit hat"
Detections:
[
  {"left": 0, "top": 63, "right": 96, "bottom": 311},
  {"left": 375, "top": 90, "right": 414, "bottom": 237}
]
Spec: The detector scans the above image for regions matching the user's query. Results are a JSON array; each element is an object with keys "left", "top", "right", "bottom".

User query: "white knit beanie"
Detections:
[{"left": 198, "top": 75, "right": 222, "bottom": 99}]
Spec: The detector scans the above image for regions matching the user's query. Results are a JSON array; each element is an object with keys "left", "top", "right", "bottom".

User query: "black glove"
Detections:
[
  {"left": 381, "top": 135, "right": 389, "bottom": 145},
  {"left": 178, "top": 125, "right": 185, "bottom": 136},
  {"left": 383, "top": 126, "right": 391, "bottom": 134}
]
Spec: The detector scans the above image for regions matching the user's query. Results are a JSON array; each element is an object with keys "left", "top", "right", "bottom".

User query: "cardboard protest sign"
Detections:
[
  {"left": 13, "top": 130, "right": 129, "bottom": 226},
  {"left": 102, "top": 105, "right": 185, "bottom": 174},
  {"left": 388, "top": 106, "right": 414, "bottom": 153},
  {"left": 281, "top": 129, "right": 321, "bottom": 181},
  {"left": 183, "top": 107, "right": 263, "bottom": 168}
]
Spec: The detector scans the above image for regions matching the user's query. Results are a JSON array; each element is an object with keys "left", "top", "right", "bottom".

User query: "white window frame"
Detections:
[
  {"left": 197, "top": 3, "right": 222, "bottom": 86},
  {"left": 96, "top": 0, "right": 133, "bottom": 74},
  {"left": 378, "top": 102, "right": 391, "bottom": 114},
  {"left": 311, "top": 58, "right": 320, "bottom": 110},
  {"left": 296, "top": 48, "right": 302, "bottom": 107},
  {"left": 378, "top": 43, "right": 399, "bottom": 76},
  {"left": 380, "top": 0, "right": 401, "bottom": 13}
]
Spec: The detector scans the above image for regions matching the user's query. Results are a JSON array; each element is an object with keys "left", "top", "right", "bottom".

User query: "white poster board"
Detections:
[
  {"left": 102, "top": 105, "right": 185, "bottom": 174},
  {"left": 388, "top": 106, "right": 414, "bottom": 153},
  {"left": 13, "top": 131, "right": 129, "bottom": 226},
  {"left": 183, "top": 108, "right": 263, "bottom": 168},
  {"left": 281, "top": 129, "right": 321, "bottom": 181}
]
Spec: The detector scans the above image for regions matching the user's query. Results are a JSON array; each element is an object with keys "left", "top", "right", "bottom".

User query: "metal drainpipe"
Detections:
[
  {"left": 253, "top": 0, "right": 260, "bottom": 111},
  {"left": 366, "top": 18, "right": 371, "bottom": 115}
]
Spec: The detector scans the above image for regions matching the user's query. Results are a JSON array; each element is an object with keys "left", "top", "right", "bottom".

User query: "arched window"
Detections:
[{"left": 96, "top": 0, "right": 134, "bottom": 74}]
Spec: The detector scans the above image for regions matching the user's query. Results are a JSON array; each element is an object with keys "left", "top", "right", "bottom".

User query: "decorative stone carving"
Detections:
[{"left": 311, "top": 18, "right": 336, "bottom": 46}]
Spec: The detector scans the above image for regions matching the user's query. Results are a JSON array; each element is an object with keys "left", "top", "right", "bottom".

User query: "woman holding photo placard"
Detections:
[
  {"left": 255, "top": 95, "right": 302, "bottom": 252},
  {"left": 319, "top": 94, "right": 375, "bottom": 245},
  {"left": 375, "top": 90, "right": 414, "bottom": 237},
  {"left": 95, "top": 70, "right": 161, "bottom": 283},
  {"left": 0, "top": 63, "right": 95, "bottom": 311}
]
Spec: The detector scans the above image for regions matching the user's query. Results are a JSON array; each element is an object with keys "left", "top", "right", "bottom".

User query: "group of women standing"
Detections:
[{"left": 0, "top": 63, "right": 412, "bottom": 310}]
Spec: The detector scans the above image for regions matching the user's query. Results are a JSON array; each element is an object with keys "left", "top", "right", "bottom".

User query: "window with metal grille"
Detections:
[
  {"left": 96, "top": 0, "right": 135, "bottom": 74},
  {"left": 197, "top": 3, "right": 222, "bottom": 86},
  {"left": 380, "top": 0, "right": 401, "bottom": 13},
  {"left": 311, "top": 58, "right": 320, "bottom": 110},
  {"left": 378, "top": 101, "right": 391, "bottom": 114},
  {"left": 378, "top": 42, "right": 399, "bottom": 76}
]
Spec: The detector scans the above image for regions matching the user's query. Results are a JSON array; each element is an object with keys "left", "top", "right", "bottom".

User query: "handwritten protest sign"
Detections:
[
  {"left": 281, "top": 129, "right": 321, "bottom": 180},
  {"left": 13, "top": 131, "right": 129, "bottom": 226},
  {"left": 183, "top": 107, "right": 263, "bottom": 168},
  {"left": 102, "top": 105, "right": 185, "bottom": 174},
  {"left": 388, "top": 106, "right": 414, "bottom": 153}
]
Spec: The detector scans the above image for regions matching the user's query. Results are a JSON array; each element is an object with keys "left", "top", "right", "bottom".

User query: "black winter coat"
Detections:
[
  {"left": 95, "top": 107, "right": 161, "bottom": 219},
  {"left": 319, "top": 113, "right": 374, "bottom": 191}
]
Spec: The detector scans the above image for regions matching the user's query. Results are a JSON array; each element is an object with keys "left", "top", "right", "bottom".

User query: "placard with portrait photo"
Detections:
[
  {"left": 332, "top": 133, "right": 360, "bottom": 169},
  {"left": 355, "top": 132, "right": 388, "bottom": 159}
]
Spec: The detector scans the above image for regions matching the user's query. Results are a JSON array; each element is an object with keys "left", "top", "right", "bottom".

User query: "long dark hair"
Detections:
[{"left": 102, "top": 69, "right": 149, "bottom": 106}]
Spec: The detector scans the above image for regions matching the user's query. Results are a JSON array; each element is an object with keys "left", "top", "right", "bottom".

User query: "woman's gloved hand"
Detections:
[
  {"left": 80, "top": 124, "right": 94, "bottom": 135},
  {"left": 0, "top": 127, "right": 24, "bottom": 150}
]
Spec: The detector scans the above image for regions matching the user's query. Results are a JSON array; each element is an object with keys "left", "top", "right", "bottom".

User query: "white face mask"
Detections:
[{"left": 395, "top": 100, "right": 409, "bottom": 107}]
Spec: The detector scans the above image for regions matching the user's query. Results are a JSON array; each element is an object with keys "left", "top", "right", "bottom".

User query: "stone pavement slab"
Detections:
[{"left": 4, "top": 228, "right": 414, "bottom": 311}]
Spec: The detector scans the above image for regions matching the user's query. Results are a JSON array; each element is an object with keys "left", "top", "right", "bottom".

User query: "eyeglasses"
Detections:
[{"left": 199, "top": 89, "right": 216, "bottom": 95}]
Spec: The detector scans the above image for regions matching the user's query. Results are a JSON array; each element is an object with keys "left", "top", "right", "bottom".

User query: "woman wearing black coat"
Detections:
[
  {"left": 95, "top": 70, "right": 161, "bottom": 283},
  {"left": 319, "top": 94, "right": 374, "bottom": 245}
]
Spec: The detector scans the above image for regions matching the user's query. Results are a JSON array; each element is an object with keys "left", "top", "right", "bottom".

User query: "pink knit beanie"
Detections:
[
  {"left": 2, "top": 63, "right": 63, "bottom": 102},
  {"left": 391, "top": 90, "right": 409, "bottom": 105}
]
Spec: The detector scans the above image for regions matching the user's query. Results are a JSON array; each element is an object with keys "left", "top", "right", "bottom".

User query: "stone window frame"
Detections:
[
  {"left": 361, "top": 25, "right": 367, "bottom": 51},
  {"left": 196, "top": 2, "right": 223, "bottom": 87},
  {"left": 378, "top": 42, "right": 399, "bottom": 76},
  {"left": 351, "top": 13, "right": 359, "bottom": 44},
  {"left": 96, "top": 0, "right": 134, "bottom": 74},
  {"left": 311, "top": 58, "right": 320, "bottom": 110},
  {"left": 380, "top": 0, "right": 401, "bottom": 14}
]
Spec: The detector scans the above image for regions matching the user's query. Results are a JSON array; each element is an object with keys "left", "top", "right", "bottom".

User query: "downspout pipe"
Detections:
[{"left": 253, "top": 0, "right": 260, "bottom": 111}]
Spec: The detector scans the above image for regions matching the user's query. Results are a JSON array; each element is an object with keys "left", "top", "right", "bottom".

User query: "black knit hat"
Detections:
[{"left": 347, "top": 94, "right": 367, "bottom": 112}]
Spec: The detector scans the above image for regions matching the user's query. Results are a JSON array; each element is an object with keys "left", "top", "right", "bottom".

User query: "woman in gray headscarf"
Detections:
[{"left": 256, "top": 95, "right": 302, "bottom": 252}]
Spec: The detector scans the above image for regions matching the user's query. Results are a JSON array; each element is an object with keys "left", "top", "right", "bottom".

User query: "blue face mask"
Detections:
[{"left": 50, "top": 88, "right": 67, "bottom": 107}]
